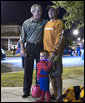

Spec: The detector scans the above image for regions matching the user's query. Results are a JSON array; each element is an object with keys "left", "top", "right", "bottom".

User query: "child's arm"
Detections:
[{"left": 41, "top": 61, "right": 52, "bottom": 72}]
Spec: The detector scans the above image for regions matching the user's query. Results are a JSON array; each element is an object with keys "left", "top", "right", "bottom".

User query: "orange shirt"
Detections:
[{"left": 44, "top": 19, "right": 64, "bottom": 54}]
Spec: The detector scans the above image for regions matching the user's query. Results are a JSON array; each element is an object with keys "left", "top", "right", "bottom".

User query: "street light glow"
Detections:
[
  {"left": 77, "top": 37, "right": 81, "bottom": 41},
  {"left": 73, "top": 41, "right": 76, "bottom": 43},
  {"left": 82, "top": 39, "right": 84, "bottom": 42},
  {"left": 73, "top": 29, "right": 79, "bottom": 35}
]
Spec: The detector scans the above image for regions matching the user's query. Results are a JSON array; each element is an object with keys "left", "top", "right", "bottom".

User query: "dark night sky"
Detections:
[
  {"left": 1, "top": 1, "right": 53, "bottom": 25},
  {"left": 1, "top": 1, "right": 84, "bottom": 39},
  {"left": 1, "top": 1, "right": 65, "bottom": 25}
]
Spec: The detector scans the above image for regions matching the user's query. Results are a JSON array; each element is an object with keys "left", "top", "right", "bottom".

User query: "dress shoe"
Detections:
[
  {"left": 51, "top": 94, "right": 56, "bottom": 100},
  {"left": 22, "top": 93, "right": 30, "bottom": 98}
]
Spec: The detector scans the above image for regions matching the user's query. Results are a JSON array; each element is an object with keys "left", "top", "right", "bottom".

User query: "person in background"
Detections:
[
  {"left": 16, "top": 42, "right": 24, "bottom": 68},
  {"left": 20, "top": 4, "right": 47, "bottom": 98},
  {"left": 76, "top": 45, "right": 81, "bottom": 56},
  {"left": 13, "top": 45, "right": 16, "bottom": 55}
]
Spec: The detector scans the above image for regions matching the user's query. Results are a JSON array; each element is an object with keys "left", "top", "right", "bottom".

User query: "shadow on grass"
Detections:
[{"left": 1, "top": 64, "right": 12, "bottom": 73}]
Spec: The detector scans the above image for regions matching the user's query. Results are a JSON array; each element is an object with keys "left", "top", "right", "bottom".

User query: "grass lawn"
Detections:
[
  {"left": 1, "top": 66, "right": 84, "bottom": 87},
  {"left": 62, "top": 66, "right": 84, "bottom": 79},
  {"left": 5, "top": 50, "right": 20, "bottom": 57}
]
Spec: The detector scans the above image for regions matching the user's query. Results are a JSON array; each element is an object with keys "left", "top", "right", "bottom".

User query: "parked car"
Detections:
[{"left": 1, "top": 48, "right": 6, "bottom": 59}]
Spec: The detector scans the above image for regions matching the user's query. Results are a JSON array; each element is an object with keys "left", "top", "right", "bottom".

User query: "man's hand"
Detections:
[
  {"left": 48, "top": 55, "right": 54, "bottom": 63},
  {"left": 20, "top": 43, "right": 25, "bottom": 57},
  {"left": 20, "top": 49, "right": 25, "bottom": 57},
  {"left": 48, "top": 52, "right": 56, "bottom": 63}
]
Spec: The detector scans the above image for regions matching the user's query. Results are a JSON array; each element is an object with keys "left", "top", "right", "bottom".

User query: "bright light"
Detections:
[
  {"left": 73, "top": 29, "right": 79, "bottom": 35},
  {"left": 82, "top": 39, "right": 84, "bottom": 42},
  {"left": 77, "top": 37, "right": 81, "bottom": 41},
  {"left": 73, "top": 41, "right": 76, "bottom": 43},
  {"left": 72, "top": 47, "right": 75, "bottom": 49}
]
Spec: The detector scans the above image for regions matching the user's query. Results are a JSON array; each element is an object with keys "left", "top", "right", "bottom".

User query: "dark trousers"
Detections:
[
  {"left": 50, "top": 57, "right": 63, "bottom": 99},
  {"left": 22, "top": 56, "right": 24, "bottom": 68},
  {"left": 23, "top": 43, "right": 43, "bottom": 94}
]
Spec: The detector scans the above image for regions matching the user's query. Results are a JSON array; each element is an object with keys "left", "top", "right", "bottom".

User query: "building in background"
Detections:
[{"left": 1, "top": 24, "right": 22, "bottom": 51}]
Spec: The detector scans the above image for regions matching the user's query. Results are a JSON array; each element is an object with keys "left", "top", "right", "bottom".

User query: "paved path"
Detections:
[
  {"left": 1, "top": 56, "right": 84, "bottom": 68},
  {"left": 1, "top": 76, "right": 84, "bottom": 102}
]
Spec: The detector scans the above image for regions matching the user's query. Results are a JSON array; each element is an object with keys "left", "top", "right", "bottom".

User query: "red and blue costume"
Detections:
[{"left": 36, "top": 59, "right": 52, "bottom": 102}]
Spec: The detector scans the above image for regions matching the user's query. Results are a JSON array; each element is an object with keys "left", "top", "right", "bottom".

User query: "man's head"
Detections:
[
  {"left": 47, "top": 5, "right": 59, "bottom": 19},
  {"left": 31, "top": 4, "right": 42, "bottom": 21},
  {"left": 40, "top": 50, "right": 49, "bottom": 61}
]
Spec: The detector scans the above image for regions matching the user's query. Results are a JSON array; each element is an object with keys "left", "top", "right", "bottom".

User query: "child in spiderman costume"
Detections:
[{"left": 35, "top": 50, "right": 52, "bottom": 102}]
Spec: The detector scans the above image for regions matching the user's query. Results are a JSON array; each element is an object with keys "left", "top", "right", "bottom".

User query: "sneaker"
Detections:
[{"left": 56, "top": 97, "right": 63, "bottom": 102}]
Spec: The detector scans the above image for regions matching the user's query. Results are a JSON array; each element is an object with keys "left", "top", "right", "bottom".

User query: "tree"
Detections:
[
  {"left": 52, "top": 1, "right": 84, "bottom": 30},
  {"left": 64, "top": 37, "right": 73, "bottom": 49}
]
